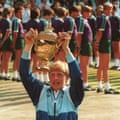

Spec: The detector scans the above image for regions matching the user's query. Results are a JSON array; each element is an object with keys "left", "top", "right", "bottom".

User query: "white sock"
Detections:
[
  {"left": 95, "top": 57, "right": 99, "bottom": 66},
  {"left": 1, "top": 72, "right": 5, "bottom": 77},
  {"left": 39, "top": 72, "right": 44, "bottom": 82},
  {"left": 84, "top": 83, "right": 89, "bottom": 88},
  {"left": 43, "top": 73, "right": 49, "bottom": 82},
  {"left": 5, "top": 73, "right": 9, "bottom": 77},
  {"left": 17, "top": 72, "right": 21, "bottom": 80},
  {"left": 89, "top": 57, "right": 94, "bottom": 65},
  {"left": 98, "top": 81, "right": 102, "bottom": 89},
  {"left": 77, "top": 57, "right": 80, "bottom": 64},
  {"left": 13, "top": 71, "right": 18, "bottom": 78},
  {"left": 118, "top": 60, "right": 120, "bottom": 66},
  {"left": 105, "top": 82, "right": 111, "bottom": 91},
  {"left": 115, "top": 59, "right": 119, "bottom": 66}
]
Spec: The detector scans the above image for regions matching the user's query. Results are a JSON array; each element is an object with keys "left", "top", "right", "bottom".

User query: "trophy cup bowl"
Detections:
[
  {"left": 34, "top": 24, "right": 59, "bottom": 71},
  {"left": 34, "top": 31, "right": 58, "bottom": 62}
]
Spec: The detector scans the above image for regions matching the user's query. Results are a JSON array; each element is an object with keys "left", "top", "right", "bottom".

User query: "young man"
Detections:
[
  {"left": 88, "top": 6, "right": 97, "bottom": 68},
  {"left": 19, "top": 29, "right": 84, "bottom": 120},
  {"left": 110, "top": 3, "right": 120, "bottom": 70},
  {"left": 64, "top": 5, "right": 80, "bottom": 57},
  {"left": 12, "top": 6, "right": 24, "bottom": 81},
  {"left": 76, "top": 5, "right": 94, "bottom": 91},
  {"left": 0, "top": 8, "right": 13, "bottom": 80},
  {"left": 25, "top": 6, "right": 41, "bottom": 81},
  {"left": 96, "top": 2, "right": 119, "bottom": 94},
  {"left": 52, "top": 7, "right": 67, "bottom": 61}
]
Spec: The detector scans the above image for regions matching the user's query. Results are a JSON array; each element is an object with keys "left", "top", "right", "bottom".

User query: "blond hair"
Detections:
[
  {"left": 104, "top": 2, "right": 113, "bottom": 10},
  {"left": 49, "top": 61, "right": 69, "bottom": 77}
]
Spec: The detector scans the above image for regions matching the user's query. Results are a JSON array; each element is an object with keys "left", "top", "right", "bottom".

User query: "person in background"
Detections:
[
  {"left": 22, "top": 2, "right": 31, "bottom": 28},
  {"left": 0, "top": 0, "right": 5, "bottom": 6},
  {"left": 96, "top": 5, "right": 104, "bottom": 16},
  {"left": 19, "top": 29, "right": 84, "bottom": 120},
  {"left": 88, "top": 6, "right": 97, "bottom": 68},
  {"left": 51, "top": 0, "right": 61, "bottom": 9},
  {"left": 64, "top": 5, "right": 81, "bottom": 58},
  {"left": 39, "top": 0, "right": 51, "bottom": 15},
  {"left": 0, "top": 3, "right": 4, "bottom": 12},
  {"left": 52, "top": 7, "right": 66, "bottom": 34},
  {"left": 4, "top": 0, "right": 14, "bottom": 8},
  {"left": 25, "top": 6, "right": 41, "bottom": 81},
  {"left": 12, "top": 6, "right": 25, "bottom": 81},
  {"left": 92, "top": 5, "right": 104, "bottom": 68},
  {"left": 113, "top": 0, "right": 120, "bottom": 16},
  {"left": 96, "top": 2, "right": 119, "bottom": 94},
  {"left": 76, "top": 5, "right": 95, "bottom": 91},
  {"left": 39, "top": 8, "right": 54, "bottom": 31},
  {"left": 29, "top": 0, "right": 35, "bottom": 7},
  {"left": 14, "top": 0, "right": 26, "bottom": 8},
  {"left": 110, "top": 3, "right": 120, "bottom": 70},
  {"left": 52, "top": 7, "right": 67, "bottom": 61},
  {"left": 0, "top": 8, "right": 13, "bottom": 80}
]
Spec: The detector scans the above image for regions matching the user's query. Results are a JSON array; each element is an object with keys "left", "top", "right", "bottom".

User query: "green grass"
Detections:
[{"left": 88, "top": 67, "right": 120, "bottom": 91}]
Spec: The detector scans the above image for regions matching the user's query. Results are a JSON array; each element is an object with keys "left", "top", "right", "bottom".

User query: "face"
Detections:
[
  {"left": 104, "top": 7, "right": 113, "bottom": 16},
  {"left": 49, "top": 71, "right": 67, "bottom": 91},
  {"left": 83, "top": 11, "right": 91, "bottom": 19},
  {"left": 9, "top": 8, "right": 14, "bottom": 19},
  {"left": 71, "top": 11, "right": 80, "bottom": 19},
  {"left": 16, "top": 9, "right": 24, "bottom": 19}
]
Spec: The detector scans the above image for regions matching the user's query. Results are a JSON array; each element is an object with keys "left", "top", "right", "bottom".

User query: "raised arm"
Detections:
[
  {"left": 61, "top": 32, "right": 84, "bottom": 107},
  {"left": 19, "top": 29, "right": 43, "bottom": 105}
]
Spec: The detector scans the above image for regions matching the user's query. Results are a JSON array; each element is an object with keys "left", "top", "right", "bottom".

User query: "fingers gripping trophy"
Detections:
[{"left": 27, "top": 23, "right": 71, "bottom": 84}]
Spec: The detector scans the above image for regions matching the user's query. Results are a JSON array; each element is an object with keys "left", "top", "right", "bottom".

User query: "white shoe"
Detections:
[{"left": 117, "top": 66, "right": 120, "bottom": 71}]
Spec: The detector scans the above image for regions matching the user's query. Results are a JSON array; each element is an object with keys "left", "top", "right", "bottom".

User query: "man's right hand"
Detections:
[{"left": 24, "top": 28, "right": 38, "bottom": 52}]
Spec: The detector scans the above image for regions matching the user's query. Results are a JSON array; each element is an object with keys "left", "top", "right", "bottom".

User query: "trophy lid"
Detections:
[{"left": 37, "top": 22, "right": 58, "bottom": 42}]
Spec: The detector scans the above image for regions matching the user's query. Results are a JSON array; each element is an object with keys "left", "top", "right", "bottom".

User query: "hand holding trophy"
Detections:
[
  {"left": 24, "top": 28, "right": 38, "bottom": 50},
  {"left": 34, "top": 23, "right": 72, "bottom": 69}
]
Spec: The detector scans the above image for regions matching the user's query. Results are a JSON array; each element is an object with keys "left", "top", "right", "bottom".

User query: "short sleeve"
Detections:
[{"left": 78, "top": 18, "right": 84, "bottom": 33}]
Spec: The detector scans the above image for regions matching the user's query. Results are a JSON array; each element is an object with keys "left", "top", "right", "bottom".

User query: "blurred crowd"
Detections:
[
  {"left": 0, "top": 0, "right": 120, "bottom": 14},
  {"left": 0, "top": 0, "right": 120, "bottom": 94}
]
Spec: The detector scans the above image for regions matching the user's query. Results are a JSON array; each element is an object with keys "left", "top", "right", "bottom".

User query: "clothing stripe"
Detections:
[
  {"left": 40, "top": 18, "right": 48, "bottom": 28},
  {"left": 69, "top": 18, "right": 74, "bottom": 32},
  {"left": 101, "top": 15, "right": 106, "bottom": 30},
  {"left": 13, "top": 19, "right": 19, "bottom": 32},
  {"left": 79, "top": 18, "right": 84, "bottom": 33}
]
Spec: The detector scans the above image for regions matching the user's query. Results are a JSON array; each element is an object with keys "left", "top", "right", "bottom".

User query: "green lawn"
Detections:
[{"left": 88, "top": 67, "right": 120, "bottom": 91}]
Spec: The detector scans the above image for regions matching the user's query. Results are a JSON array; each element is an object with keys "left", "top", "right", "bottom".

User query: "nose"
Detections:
[{"left": 53, "top": 73, "right": 59, "bottom": 79}]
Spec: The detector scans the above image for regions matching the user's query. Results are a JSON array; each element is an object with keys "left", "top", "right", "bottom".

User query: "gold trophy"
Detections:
[
  {"left": 34, "top": 23, "right": 59, "bottom": 69},
  {"left": 34, "top": 23, "right": 59, "bottom": 84}
]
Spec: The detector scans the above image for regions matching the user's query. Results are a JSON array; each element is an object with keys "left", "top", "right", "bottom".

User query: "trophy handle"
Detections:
[{"left": 56, "top": 32, "right": 72, "bottom": 49}]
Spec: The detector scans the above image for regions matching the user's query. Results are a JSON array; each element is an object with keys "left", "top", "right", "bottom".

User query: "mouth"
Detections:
[{"left": 52, "top": 81, "right": 60, "bottom": 85}]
